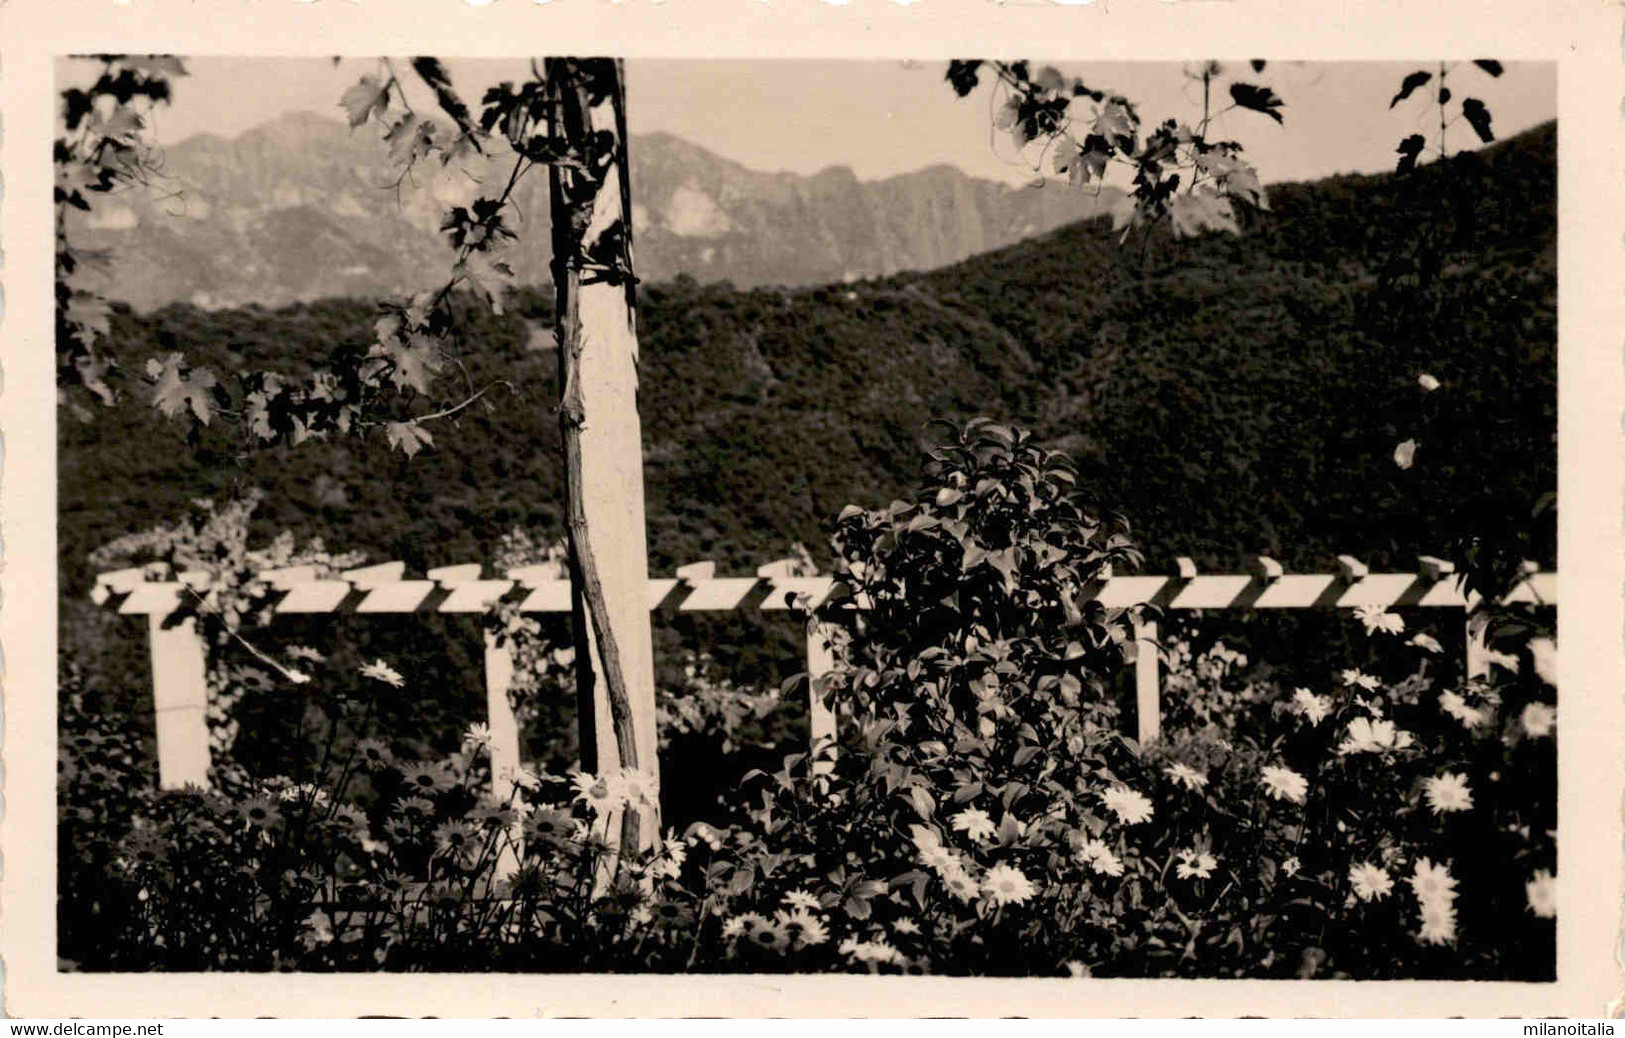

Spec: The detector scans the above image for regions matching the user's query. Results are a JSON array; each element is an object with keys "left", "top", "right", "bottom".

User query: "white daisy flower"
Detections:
[
  {"left": 570, "top": 770, "right": 626, "bottom": 815},
  {"left": 1355, "top": 605, "right": 1405, "bottom": 636},
  {"left": 1522, "top": 702, "right": 1556, "bottom": 738},
  {"left": 1074, "top": 837, "right": 1125, "bottom": 877},
  {"left": 1393, "top": 439, "right": 1418, "bottom": 470},
  {"left": 844, "top": 939, "right": 903, "bottom": 965},
  {"left": 1337, "top": 717, "right": 1414, "bottom": 755},
  {"left": 950, "top": 807, "right": 997, "bottom": 842},
  {"left": 981, "top": 863, "right": 1037, "bottom": 906},
  {"left": 1531, "top": 638, "right": 1557, "bottom": 687},
  {"left": 1409, "top": 632, "right": 1445, "bottom": 654},
  {"left": 500, "top": 763, "right": 542, "bottom": 792},
  {"left": 940, "top": 864, "right": 980, "bottom": 902},
  {"left": 782, "top": 889, "right": 821, "bottom": 913},
  {"left": 1416, "top": 899, "right": 1457, "bottom": 945},
  {"left": 1408, "top": 858, "right": 1459, "bottom": 905},
  {"left": 1164, "top": 762, "right": 1208, "bottom": 791},
  {"left": 1348, "top": 861, "right": 1394, "bottom": 902},
  {"left": 1483, "top": 648, "right": 1521, "bottom": 673},
  {"left": 618, "top": 767, "right": 657, "bottom": 808},
  {"left": 1340, "top": 669, "right": 1382, "bottom": 691},
  {"left": 1291, "top": 688, "right": 1332, "bottom": 726},
  {"left": 1422, "top": 773, "right": 1473, "bottom": 814},
  {"left": 1260, "top": 765, "right": 1309, "bottom": 805},
  {"left": 1526, "top": 869, "right": 1557, "bottom": 918},
  {"left": 778, "top": 908, "right": 829, "bottom": 948},
  {"left": 1175, "top": 849, "right": 1218, "bottom": 881},
  {"left": 360, "top": 659, "right": 405, "bottom": 688},
  {"left": 1100, "top": 786, "right": 1155, "bottom": 825},
  {"left": 1438, "top": 691, "right": 1488, "bottom": 729}
]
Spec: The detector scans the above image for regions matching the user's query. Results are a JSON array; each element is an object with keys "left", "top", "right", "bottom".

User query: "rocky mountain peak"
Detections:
[{"left": 72, "top": 114, "right": 1117, "bottom": 311}]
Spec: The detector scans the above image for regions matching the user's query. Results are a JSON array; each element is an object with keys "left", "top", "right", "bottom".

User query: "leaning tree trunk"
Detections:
[{"left": 546, "top": 57, "right": 660, "bottom": 857}]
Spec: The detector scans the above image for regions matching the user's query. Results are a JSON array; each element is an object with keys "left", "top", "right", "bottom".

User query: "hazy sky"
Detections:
[{"left": 64, "top": 57, "right": 1556, "bottom": 187}]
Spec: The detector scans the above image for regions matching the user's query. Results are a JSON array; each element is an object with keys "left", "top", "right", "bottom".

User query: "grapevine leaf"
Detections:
[
  {"left": 1053, "top": 136, "right": 1106, "bottom": 187},
  {"left": 75, "top": 354, "right": 116, "bottom": 405},
  {"left": 1077, "top": 138, "right": 1111, "bottom": 185},
  {"left": 1389, "top": 70, "right": 1432, "bottom": 109},
  {"left": 1228, "top": 83, "right": 1284, "bottom": 124},
  {"left": 1197, "top": 150, "right": 1267, "bottom": 209},
  {"left": 95, "top": 105, "right": 144, "bottom": 140},
  {"left": 385, "top": 421, "right": 433, "bottom": 459},
  {"left": 339, "top": 76, "right": 388, "bottom": 129},
  {"left": 1169, "top": 188, "right": 1239, "bottom": 238},
  {"left": 65, "top": 293, "right": 112, "bottom": 347},
  {"left": 1071, "top": 78, "right": 1104, "bottom": 103},
  {"left": 55, "top": 162, "right": 101, "bottom": 208},
  {"left": 1223, "top": 164, "right": 1267, "bottom": 210},
  {"left": 381, "top": 334, "right": 445, "bottom": 395},
  {"left": 1460, "top": 98, "right": 1495, "bottom": 143},
  {"left": 993, "top": 98, "right": 1020, "bottom": 131},
  {"left": 245, "top": 390, "right": 276, "bottom": 440},
  {"left": 148, "top": 353, "right": 217, "bottom": 425},
  {"left": 455, "top": 251, "right": 516, "bottom": 315},
  {"left": 945, "top": 60, "right": 983, "bottom": 97},
  {"left": 410, "top": 56, "right": 483, "bottom": 156},
  {"left": 384, "top": 113, "right": 436, "bottom": 167},
  {"left": 1472, "top": 59, "right": 1504, "bottom": 77},
  {"left": 1052, "top": 136, "right": 1080, "bottom": 176},
  {"left": 1395, "top": 133, "right": 1426, "bottom": 174},
  {"left": 1093, "top": 100, "right": 1138, "bottom": 149}
]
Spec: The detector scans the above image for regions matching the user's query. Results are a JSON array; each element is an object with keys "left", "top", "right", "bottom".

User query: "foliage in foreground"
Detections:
[{"left": 59, "top": 422, "right": 1555, "bottom": 977}]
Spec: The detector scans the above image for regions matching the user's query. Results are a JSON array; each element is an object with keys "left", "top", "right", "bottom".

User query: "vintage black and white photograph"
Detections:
[{"left": 43, "top": 48, "right": 1569, "bottom": 982}]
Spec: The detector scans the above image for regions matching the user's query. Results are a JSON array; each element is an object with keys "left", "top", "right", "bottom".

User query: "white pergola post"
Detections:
[
  {"left": 1133, "top": 619, "right": 1161, "bottom": 745},
  {"left": 481, "top": 630, "right": 524, "bottom": 879},
  {"left": 806, "top": 621, "right": 837, "bottom": 773},
  {"left": 147, "top": 614, "right": 211, "bottom": 789}
]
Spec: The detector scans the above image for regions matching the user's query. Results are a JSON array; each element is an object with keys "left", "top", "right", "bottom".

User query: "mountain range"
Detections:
[{"left": 67, "top": 112, "right": 1123, "bottom": 311}]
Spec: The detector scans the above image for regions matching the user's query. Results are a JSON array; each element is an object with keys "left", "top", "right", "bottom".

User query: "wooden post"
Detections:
[
  {"left": 1134, "top": 619, "right": 1161, "bottom": 745},
  {"left": 482, "top": 630, "right": 523, "bottom": 878},
  {"left": 806, "top": 621, "right": 836, "bottom": 773},
  {"left": 549, "top": 58, "right": 659, "bottom": 854},
  {"left": 147, "top": 614, "right": 211, "bottom": 789}
]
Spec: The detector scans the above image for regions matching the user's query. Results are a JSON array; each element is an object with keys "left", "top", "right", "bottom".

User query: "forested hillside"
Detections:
[{"left": 60, "top": 121, "right": 1556, "bottom": 744}]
